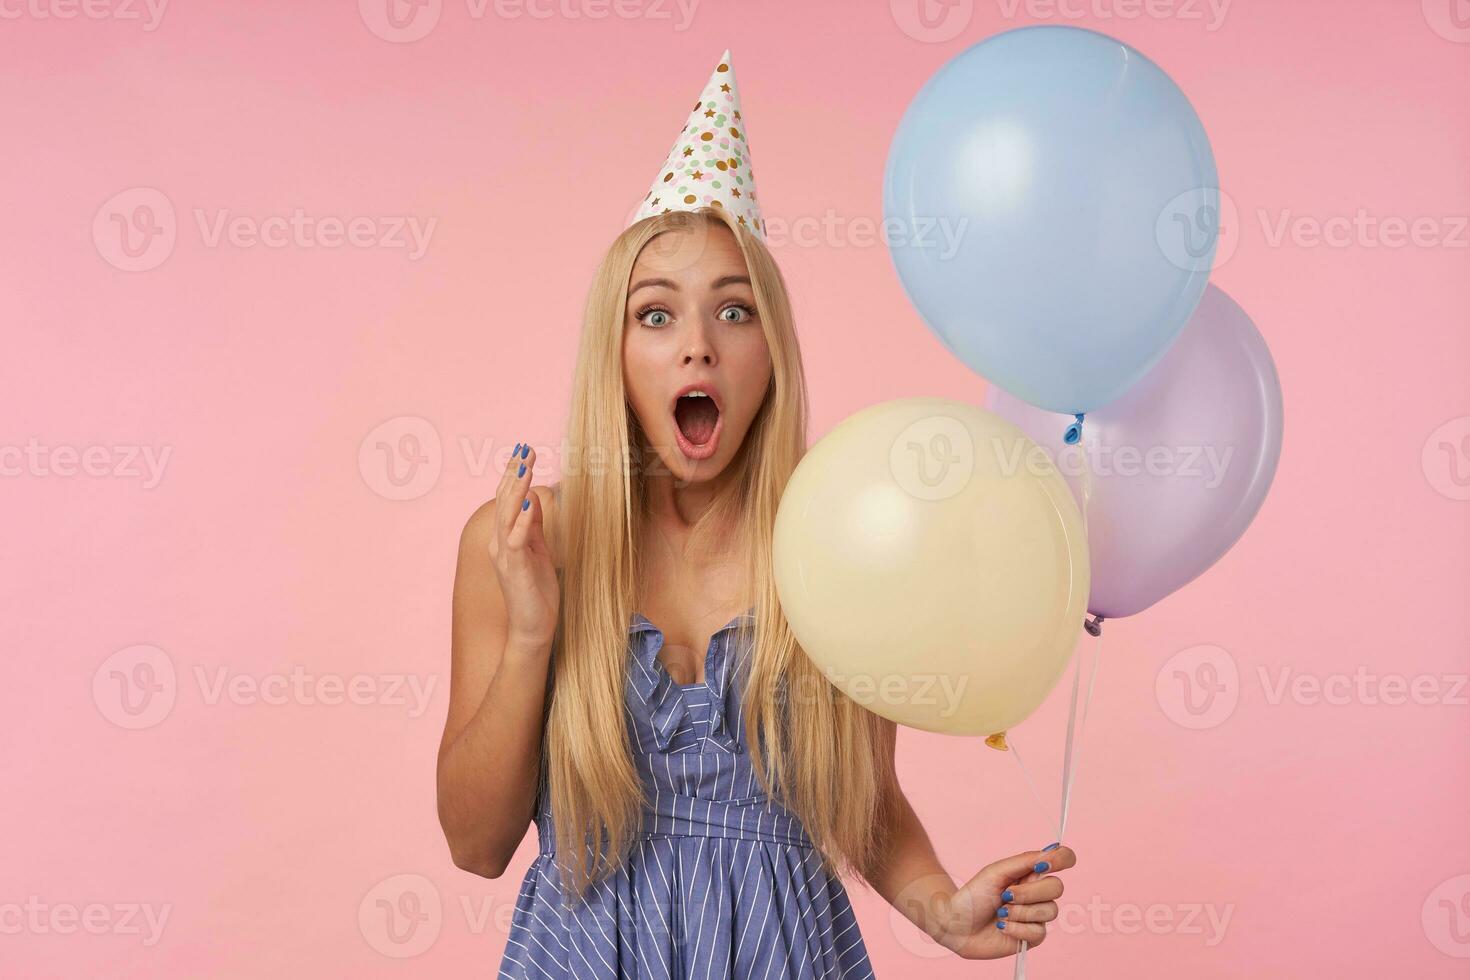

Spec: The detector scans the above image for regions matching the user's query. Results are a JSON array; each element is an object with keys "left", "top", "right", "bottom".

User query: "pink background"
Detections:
[{"left": 3, "top": 0, "right": 1468, "bottom": 976}]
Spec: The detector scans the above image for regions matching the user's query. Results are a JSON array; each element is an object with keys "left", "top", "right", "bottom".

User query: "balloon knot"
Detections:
[
  {"left": 1063, "top": 413, "right": 1085, "bottom": 445},
  {"left": 1084, "top": 614, "right": 1105, "bottom": 637},
  {"left": 984, "top": 731, "right": 1009, "bottom": 751}
]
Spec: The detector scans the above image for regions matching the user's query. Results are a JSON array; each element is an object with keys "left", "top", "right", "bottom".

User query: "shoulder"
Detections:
[{"left": 458, "top": 481, "right": 564, "bottom": 570}]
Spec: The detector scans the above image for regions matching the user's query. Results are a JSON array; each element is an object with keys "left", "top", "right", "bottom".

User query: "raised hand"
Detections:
[{"left": 487, "top": 442, "right": 560, "bottom": 650}]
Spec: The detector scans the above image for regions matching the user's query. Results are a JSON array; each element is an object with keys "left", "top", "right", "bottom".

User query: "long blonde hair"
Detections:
[{"left": 547, "top": 206, "right": 899, "bottom": 901}]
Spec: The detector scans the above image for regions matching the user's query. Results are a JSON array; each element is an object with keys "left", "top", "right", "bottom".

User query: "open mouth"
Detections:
[{"left": 673, "top": 391, "right": 722, "bottom": 460}]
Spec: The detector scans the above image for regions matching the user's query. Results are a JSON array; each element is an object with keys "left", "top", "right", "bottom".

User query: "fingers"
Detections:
[
  {"left": 1002, "top": 874, "right": 1064, "bottom": 906},
  {"left": 977, "top": 842, "right": 1074, "bottom": 890},
  {"left": 1035, "top": 843, "right": 1077, "bottom": 875},
  {"left": 998, "top": 898, "right": 1057, "bottom": 925},
  {"left": 994, "top": 919, "right": 1047, "bottom": 946},
  {"left": 495, "top": 442, "right": 534, "bottom": 543},
  {"left": 504, "top": 444, "right": 538, "bottom": 549}
]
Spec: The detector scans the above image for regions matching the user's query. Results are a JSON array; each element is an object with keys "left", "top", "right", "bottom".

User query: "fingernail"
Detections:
[
  {"left": 1042, "top": 842, "right": 1060, "bottom": 853},
  {"left": 996, "top": 921, "right": 1006, "bottom": 930},
  {"left": 1001, "top": 889, "right": 1013, "bottom": 903},
  {"left": 520, "top": 444, "right": 530, "bottom": 458},
  {"left": 1033, "top": 861, "right": 1050, "bottom": 873},
  {"left": 513, "top": 443, "right": 521, "bottom": 455},
  {"left": 997, "top": 906, "right": 1009, "bottom": 918},
  {"left": 518, "top": 463, "right": 526, "bottom": 477},
  {"left": 522, "top": 498, "right": 530, "bottom": 511}
]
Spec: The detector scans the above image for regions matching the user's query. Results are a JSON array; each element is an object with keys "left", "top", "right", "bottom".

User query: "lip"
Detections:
[{"left": 671, "top": 381, "right": 723, "bottom": 460}]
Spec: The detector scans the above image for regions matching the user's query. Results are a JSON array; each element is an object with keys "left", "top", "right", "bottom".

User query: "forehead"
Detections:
[{"left": 628, "top": 221, "right": 750, "bottom": 283}]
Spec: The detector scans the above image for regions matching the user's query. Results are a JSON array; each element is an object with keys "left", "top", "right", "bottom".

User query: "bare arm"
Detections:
[
  {"left": 435, "top": 447, "right": 560, "bottom": 878},
  {"left": 862, "top": 718, "right": 959, "bottom": 943}
]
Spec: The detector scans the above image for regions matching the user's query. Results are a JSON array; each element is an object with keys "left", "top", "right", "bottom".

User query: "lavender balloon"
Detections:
[{"left": 987, "top": 284, "right": 1283, "bottom": 619}]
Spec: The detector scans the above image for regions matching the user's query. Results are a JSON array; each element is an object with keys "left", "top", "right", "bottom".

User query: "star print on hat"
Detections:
[{"left": 627, "top": 49, "right": 765, "bottom": 240}]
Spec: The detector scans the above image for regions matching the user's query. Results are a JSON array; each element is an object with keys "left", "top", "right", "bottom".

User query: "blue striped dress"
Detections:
[{"left": 497, "top": 608, "right": 877, "bottom": 979}]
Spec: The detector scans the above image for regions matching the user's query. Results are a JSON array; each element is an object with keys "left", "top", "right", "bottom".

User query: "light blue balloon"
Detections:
[{"left": 883, "top": 25, "right": 1219, "bottom": 414}]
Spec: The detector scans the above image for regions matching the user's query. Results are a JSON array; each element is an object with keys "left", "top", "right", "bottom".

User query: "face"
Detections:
[{"left": 622, "top": 220, "right": 772, "bottom": 485}]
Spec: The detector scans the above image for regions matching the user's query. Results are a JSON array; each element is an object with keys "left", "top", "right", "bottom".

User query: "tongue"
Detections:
[{"left": 675, "top": 397, "right": 719, "bottom": 445}]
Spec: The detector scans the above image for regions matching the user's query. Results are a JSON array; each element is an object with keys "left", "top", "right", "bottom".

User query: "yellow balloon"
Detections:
[{"left": 774, "top": 398, "right": 1090, "bottom": 737}]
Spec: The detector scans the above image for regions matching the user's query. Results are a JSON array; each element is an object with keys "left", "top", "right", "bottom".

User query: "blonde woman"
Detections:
[{"left": 436, "top": 205, "right": 1075, "bottom": 978}]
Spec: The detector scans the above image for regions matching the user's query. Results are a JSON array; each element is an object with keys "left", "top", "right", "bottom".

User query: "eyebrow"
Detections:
[{"left": 628, "top": 274, "right": 751, "bottom": 297}]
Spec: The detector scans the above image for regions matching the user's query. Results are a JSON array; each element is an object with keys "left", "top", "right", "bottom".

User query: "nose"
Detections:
[{"left": 680, "top": 319, "right": 716, "bottom": 365}]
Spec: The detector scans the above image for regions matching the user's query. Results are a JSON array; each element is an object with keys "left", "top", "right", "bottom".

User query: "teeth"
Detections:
[{"left": 682, "top": 390, "right": 710, "bottom": 398}]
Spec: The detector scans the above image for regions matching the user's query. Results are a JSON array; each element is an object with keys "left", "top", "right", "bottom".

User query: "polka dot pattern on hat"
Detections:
[{"left": 629, "top": 49, "right": 765, "bottom": 239}]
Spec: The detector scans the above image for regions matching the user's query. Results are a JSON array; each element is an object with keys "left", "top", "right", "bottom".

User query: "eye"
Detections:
[
  {"left": 718, "top": 303, "right": 755, "bottom": 323},
  {"left": 635, "top": 305, "right": 672, "bottom": 327}
]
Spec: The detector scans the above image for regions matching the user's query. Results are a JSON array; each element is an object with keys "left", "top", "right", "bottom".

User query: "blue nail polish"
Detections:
[
  {"left": 520, "top": 444, "right": 530, "bottom": 458},
  {"left": 997, "top": 906, "right": 1009, "bottom": 918},
  {"left": 522, "top": 498, "right": 530, "bottom": 511},
  {"left": 1042, "top": 842, "right": 1060, "bottom": 852},
  {"left": 996, "top": 921, "right": 1006, "bottom": 930},
  {"left": 518, "top": 463, "right": 526, "bottom": 477},
  {"left": 513, "top": 443, "right": 521, "bottom": 455},
  {"left": 1033, "top": 861, "right": 1050, "bottom": 873},
  {"left": 1001, "top": 889, "right": 1013, "bottom": 903}
]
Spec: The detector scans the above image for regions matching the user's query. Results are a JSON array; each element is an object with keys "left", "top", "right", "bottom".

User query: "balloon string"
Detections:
[
  {"left": 1009, "top": 428, "right": 1100, "bottom": 980},
  {"left": 1006, "top": 733, "right": 1055, "bottom": 837},
  {"left": 1006, "top": 628, "right": 1104, "bottom": 980},
  {"left": 1060, "top": 627, "right": 1102, "bottom": 837}
]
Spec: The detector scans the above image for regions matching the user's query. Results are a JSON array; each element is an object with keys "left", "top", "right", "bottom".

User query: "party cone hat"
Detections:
[{"left": 627, "top": 49, "right": 765, "bottom": 239}]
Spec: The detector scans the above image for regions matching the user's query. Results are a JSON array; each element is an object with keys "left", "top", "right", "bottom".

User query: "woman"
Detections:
[{"left": 436, "top": 204, "right": 1075, "bottom": 978}]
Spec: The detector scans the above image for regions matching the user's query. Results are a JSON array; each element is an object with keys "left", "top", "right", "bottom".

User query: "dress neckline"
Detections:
[
  {"left": 625, "top": 606, "right": 756, "bottom": 752},
  {"left": 629, "top": 605, "right": 757, "bottom": 636}
]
